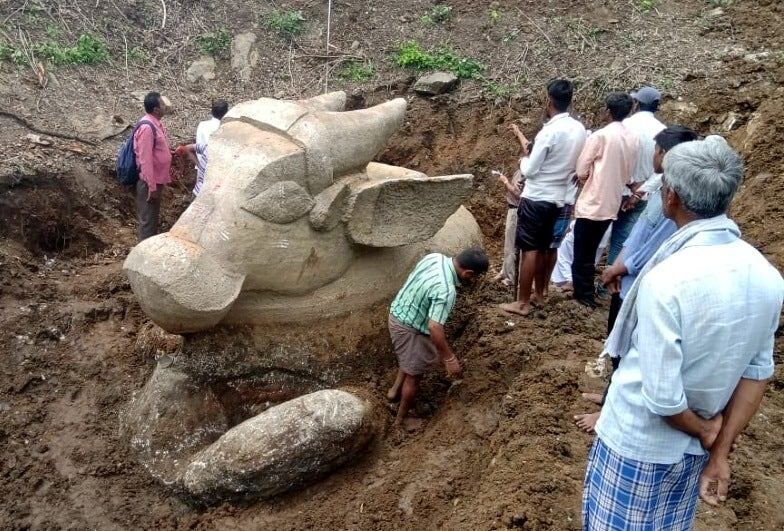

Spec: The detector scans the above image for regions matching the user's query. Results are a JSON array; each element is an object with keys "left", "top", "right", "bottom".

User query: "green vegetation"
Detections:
[
  {"left": 195, "top": 29, "right": 231, "bottom": 57},
  {"left": 394, "top": 41, "right": 483, "bottom": 79},
  {"left": 488, "top": 7, "right": 501, "bottom": 24},
  {"left": 338, "top": 60, "right": 375, "bottom": 82},
  {"left": 482, "top": 79, "right": 518, "bottom": 99},
  {"left": 0, "top": 34, "right": 109, "bottom": 66},
  {"left": 639, "top": 0, "right": 658, "bottom": 12},
  {"left": 420, "top": 5, "right": 453, "bottom": 26},
  {"left": 266, "top": 9, "right": 306, "bottom": 37}
]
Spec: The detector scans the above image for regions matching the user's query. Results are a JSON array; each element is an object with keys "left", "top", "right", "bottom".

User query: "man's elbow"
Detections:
[{"left": 642, "top": 388, "right": 688, "bottom": 417}]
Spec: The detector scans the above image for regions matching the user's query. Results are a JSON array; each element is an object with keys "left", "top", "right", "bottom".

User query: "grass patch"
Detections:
[
  {"left": 338, "top": 60, "right": 375, "bottom": 82},
  {"left": 482, "top": 79, "right": 518, "bottom": 99},
  {"left": 1, "top": 34, "right": 110, "bottom": 66},
  {"left": 267, "top": 10, "right": 306, "bottom": 37},
  {"left": 195, "top": 29, "right": 230, "bottom": 57},
  {"left": 420, "top": 5, "right": 453, "bottom": 26},
  {"left": 394, "top": 41, "right": 483, "bottom": 79},
  {"left": 639, "top": 0, "right": 658, "bottom": 12}
]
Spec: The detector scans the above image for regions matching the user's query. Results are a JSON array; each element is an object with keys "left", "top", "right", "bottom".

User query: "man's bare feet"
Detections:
[
  {"left": 574, "top": 412, "right": 600, "bottom": 433},
  {"left": 582, "top": 392, "right": 603, "bottom": 405},
  {"left": 531, "top": 294, "right": 545, "bottom": 307},
  {"left": 499, "top": 301, "right": 532, "bottom": 316},
  {"left": 394, "top": 416, "right": 424, "bottom": 432}
]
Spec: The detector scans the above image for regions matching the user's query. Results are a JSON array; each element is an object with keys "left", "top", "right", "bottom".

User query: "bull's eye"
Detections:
[{"left": 241, "top": 181, "right": 314, "bottom": 224}]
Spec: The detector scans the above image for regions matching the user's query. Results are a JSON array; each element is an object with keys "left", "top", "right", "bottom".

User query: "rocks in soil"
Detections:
[
  {"left": 186, "top": 56, "right": 216, "bottom": 83},
  {"left": 413, "top": 72, "right": 459, "bottom": 96},
  {"left": 231, "top": 33, "right": 259, "bottom": 81},
  {"left": 181, "top": 389, "right": 376, "bottom": 503}
]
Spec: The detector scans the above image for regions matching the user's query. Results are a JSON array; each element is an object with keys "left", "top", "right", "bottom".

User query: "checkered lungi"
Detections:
[{"left": 582, "top": 438, "right": 708, "bottom": 531}]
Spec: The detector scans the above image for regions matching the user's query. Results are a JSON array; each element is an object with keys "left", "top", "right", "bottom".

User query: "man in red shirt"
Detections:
[{"left": 134, "top": 92, "right": 173, "bottom": 240}]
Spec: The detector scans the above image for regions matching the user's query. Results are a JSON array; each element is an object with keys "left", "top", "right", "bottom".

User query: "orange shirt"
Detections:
[{"left": 575, "top": 122, "right": 639, "bottom": 221}]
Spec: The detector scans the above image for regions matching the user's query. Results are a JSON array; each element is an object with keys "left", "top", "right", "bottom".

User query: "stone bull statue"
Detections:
[
  {"left": 123, "top": 92, "right": 483, "bottom": 504},
  {"left": 124, "top": 90, "right": 482, "bottom": 332}
]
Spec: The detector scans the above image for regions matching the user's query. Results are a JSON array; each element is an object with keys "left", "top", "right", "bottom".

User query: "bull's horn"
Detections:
[
  {"left": 298, "top": 91, "right": 347, "bottom": 112},
  {"left": 288, "top": 98, "right": 407, "bottom": 176}
]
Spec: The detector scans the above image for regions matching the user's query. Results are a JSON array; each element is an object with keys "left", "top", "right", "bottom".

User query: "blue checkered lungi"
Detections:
[{"left": 582, "top": 438, "right": 708, "bottom": 531}]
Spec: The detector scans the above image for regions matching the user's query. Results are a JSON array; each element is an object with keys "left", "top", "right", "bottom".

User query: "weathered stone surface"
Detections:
[
  {"left": 413, "top": 72, "right": 459, "bottom": 95},
  {"left": 186, "top": 56, "right": 216, "bottom": 82},
  {"left": 124, "top": 92, "right": 483, "bottom": 333},
  {"left": 309, "top": 181, "right": 350, "bottom": 231},
  {"left": 346, "top": 172, "right": 473, "bottom": 247},
  {"left": 123, "top": 363, "right": 228, "bottom": 484},
  {"left": 231, "top": 32, "right": 258, "bottom": 81},
  {"left": 242, "top": 181, "right": 314, "bottom": 224},
  {"left": 182, "top": 389, "right": 375, "bottom": 502}
]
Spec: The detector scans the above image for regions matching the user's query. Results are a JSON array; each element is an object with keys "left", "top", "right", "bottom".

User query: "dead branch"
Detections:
[{"left": 0, "top": 110, "right": 97, "bottom": 146}]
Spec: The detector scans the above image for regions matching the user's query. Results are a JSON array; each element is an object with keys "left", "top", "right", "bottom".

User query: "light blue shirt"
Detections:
[
  {"left": 597, "top": 231, "right": 783, "bottom": 464},
  {"left": 619, "top": 192, "right": 676, "bottom": 299}
]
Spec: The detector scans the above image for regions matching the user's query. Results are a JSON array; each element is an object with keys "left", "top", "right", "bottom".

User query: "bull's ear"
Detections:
[
  {"left": 297, "top": 91, "right": 347, "bottom": 112},
  {"left": 344, "top": 165, "right": 473, "bottom": 247}
]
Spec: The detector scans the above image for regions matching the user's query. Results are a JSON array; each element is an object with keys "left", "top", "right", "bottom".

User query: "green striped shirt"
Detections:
[{"left": 390, "top": 253, "right": 459, "bottom": 335}]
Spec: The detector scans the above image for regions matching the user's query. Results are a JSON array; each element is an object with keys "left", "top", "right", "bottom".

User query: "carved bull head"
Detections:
[{"left": 123, "top": 92, "right": 482, "bottom": 333}]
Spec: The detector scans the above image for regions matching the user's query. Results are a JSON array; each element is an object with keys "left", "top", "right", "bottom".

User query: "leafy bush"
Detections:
[
  {"left": 15, "top": 34, "right": 110, "bottom": 65},
  {"left": 267, "top": 10, "right": 306, "bottom": 36},
  {"left": 338, "top": 60, "right": 375, "bottom": 82},
  {"left": 195, "top": 29, "right": 231, "bottom": 56},
  {"left": 395, "top": 41, "right": 483, "bottom": 79},
  {"left": 421, "top": 5, "right": 453, "bottom": 26}
]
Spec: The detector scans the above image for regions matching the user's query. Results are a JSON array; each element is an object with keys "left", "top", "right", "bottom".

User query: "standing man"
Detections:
[
  {"left": 571, "top": 93, "right": 638, "bottom": 308},
  {"left": 574, "top": 125, "right": 699, "bottom": 433},
  {"left": 191, "top": 99, "right": 229, "bottom": 196},
  {"left": 500, "top": 79, "right": 586, "bottom": 316},
  {"left": 583, "top": 140, "right": 783, "bottom": 529},
  {"left": 606, "top": 86, "right": 666, "bottom": 264},
  {"left": 135, "top": 92, "right": 173, "bottom": 241},
  {"left": 387, "top": 248, "right": 489, "bottom": 430}
]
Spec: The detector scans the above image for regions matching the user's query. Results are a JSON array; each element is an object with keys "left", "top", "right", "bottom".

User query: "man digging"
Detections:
[{"left": 387, "top": 248, "right": 489, "bottom": 430}]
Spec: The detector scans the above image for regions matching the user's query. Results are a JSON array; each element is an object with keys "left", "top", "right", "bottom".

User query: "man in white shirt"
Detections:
[
  {"left": 583, "top": 139, "right": 784, "bottom": 530},
  {"left": 192, "top": 99, "right": 229, "bottom": 196},
  {"left": 501, "top": 80, "right": 586, "bottom": 316},
  {"left": 607, "top": 86, "right": 666, "bottom": 264}
]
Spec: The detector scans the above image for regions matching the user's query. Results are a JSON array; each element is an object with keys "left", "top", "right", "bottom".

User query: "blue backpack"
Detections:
[{"left": 116, "top": 120, "right": 157, "bottom": 186}]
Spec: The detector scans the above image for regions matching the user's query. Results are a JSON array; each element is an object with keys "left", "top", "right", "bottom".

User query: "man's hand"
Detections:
[
  {"left": 443, "top": 356, "right": 461, "bottom": 378},
  {"left": 699, "top": 413, "right": 723, "bottom": 450},
  {"left": 497, "top": 172, "right": 509, "bottom": 186},
  {"left": 507, "top": 123, "right": 530, "bottom": 155},
  {"left": 601, "top": 263, "right": 624, "bottom": 294},
  {"left": 699, "top": 454, "right": 731, "bottom": 506},
  {"left": 620, "top": 195, "right": 639, "bottom": 212}
]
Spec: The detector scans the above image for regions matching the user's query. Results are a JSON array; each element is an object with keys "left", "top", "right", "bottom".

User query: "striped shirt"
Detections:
[{"left": 390, "top": 253, "right": 459, "bottom": 335}]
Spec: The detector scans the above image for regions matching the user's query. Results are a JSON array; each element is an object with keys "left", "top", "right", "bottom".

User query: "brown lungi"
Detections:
[{"left": 388, "top": 315, "right": 439, "bottom": 376}]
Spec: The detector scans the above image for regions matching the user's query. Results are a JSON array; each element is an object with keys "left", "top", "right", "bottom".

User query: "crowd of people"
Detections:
[
  {"left": 386, "top": 80, "right": 783, "bottom": 530},
  {"left": 123, "top": 85, "right": 783, "bottom": 530}
]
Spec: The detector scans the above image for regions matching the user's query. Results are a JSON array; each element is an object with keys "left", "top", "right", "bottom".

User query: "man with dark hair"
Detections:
[
  {"left": 574, "top": 125, "right": 699, "bottom": 433},
  {"left": 135, "top": 91, "right": 173, "bottom": 240},
  {"left": 188, "top": 99, "right": 230, "bottom": 196},
  {"left": 606, "top": 86, "right": 666, "bottom": 264},
  {"left": 387, "top": 248, "right": 489, "bottom": 429},
  {"left": 571, "top": 92, "right": 638, "bottom": 307},
  {"left": 582, "top": 139, "right": 783, "bottom": 530},
  {"left": 500, "top": 79, "right": 586, "bottom": 317}
]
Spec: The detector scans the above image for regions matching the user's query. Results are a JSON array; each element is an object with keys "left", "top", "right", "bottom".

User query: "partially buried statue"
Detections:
[{"left": 123, "top": 91, "right": 483, "bottom": 503}]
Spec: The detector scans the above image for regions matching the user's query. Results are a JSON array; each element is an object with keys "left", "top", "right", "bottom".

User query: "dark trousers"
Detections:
[
  {"left": 571, "top": 218, "right": 613, "bottom": 304},
  {"left": 136, "top": 179, "right": 162, "bottom": 241},
  {"left": 607, "top": 293, "right": 623, "bottom": 336}
]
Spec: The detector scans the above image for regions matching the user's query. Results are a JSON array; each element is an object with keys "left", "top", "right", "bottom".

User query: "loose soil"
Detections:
[{"left": 1, "top": 1, "right": 784, "bottom": 530}]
